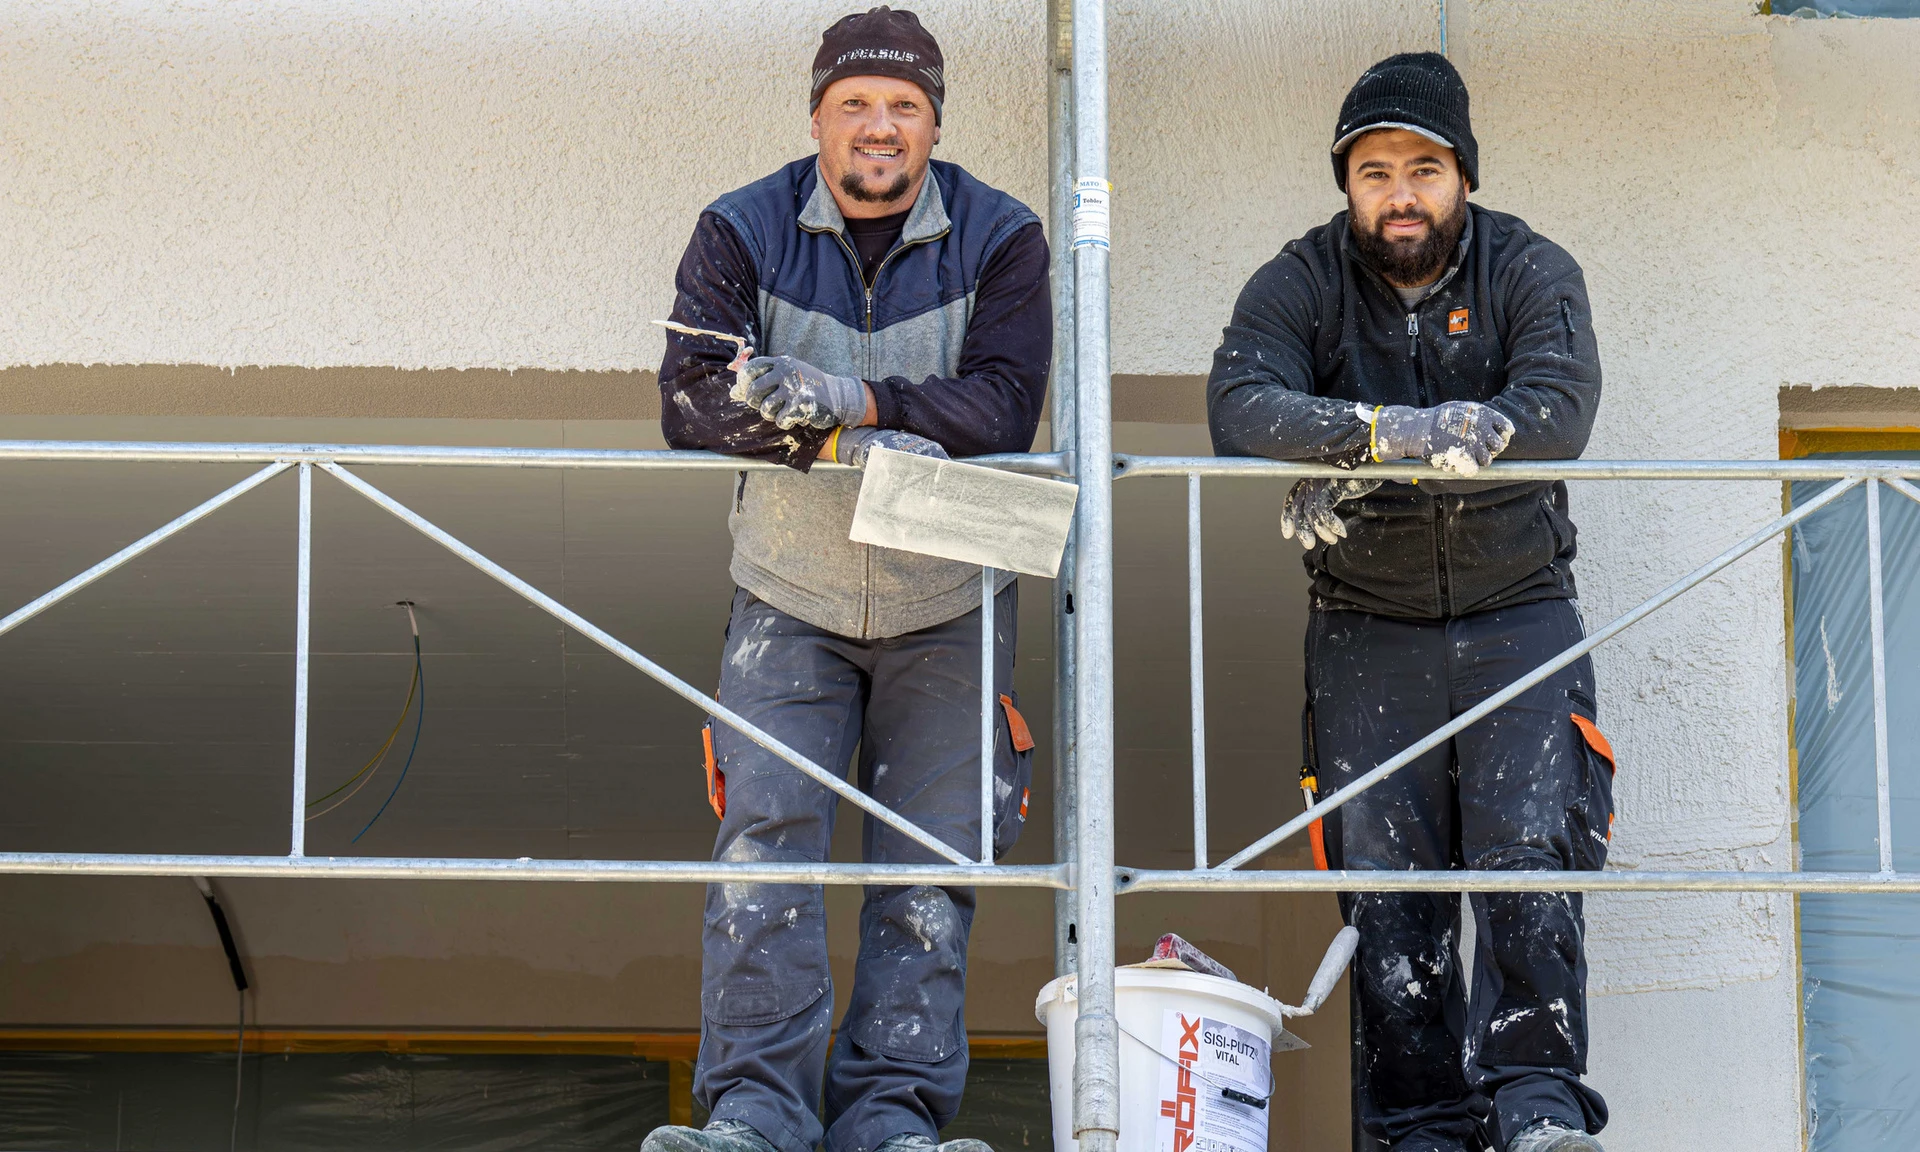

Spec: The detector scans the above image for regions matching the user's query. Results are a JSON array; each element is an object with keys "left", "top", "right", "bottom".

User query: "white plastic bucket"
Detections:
[{"left": 1034, "top": 967, "right": 1302, "bottom": 1152}]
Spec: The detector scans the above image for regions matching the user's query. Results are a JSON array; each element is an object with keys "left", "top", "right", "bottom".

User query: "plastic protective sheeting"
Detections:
[
  {"left": 0, "top": 1051, "right": 1056, "bottom": 1152},
  {"left": 0, "top": 1051, "right": 668, "bottom": 1151},
  {"left": 1790, "top": 457, "right": 1920, "bottom": 1150}
]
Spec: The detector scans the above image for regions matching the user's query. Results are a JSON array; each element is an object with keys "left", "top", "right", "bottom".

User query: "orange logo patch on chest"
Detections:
[{"left": 1447, "top": 308, "right": 1470, "bottom": 337}]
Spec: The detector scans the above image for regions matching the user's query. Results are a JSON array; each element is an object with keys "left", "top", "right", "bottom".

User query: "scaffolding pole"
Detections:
[
  {"left": 1047, "top": 0, "right": 1080, "bottom": 982},
  {"left": 1069, "top": 0, "right": 1120, "bottom": 1144}
]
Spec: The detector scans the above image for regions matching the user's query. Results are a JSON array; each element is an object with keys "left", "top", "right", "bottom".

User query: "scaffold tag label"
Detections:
[{"left": 1073, "top": 178, "right": 1111, "bottom": 250}]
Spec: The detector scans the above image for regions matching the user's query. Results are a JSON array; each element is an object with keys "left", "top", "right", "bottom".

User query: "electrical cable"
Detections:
[
  {"left": 352, "top": 605, "right": 425, "bottom": 843},
  {"left": 304, "top": 661, "right": 417, "bottom": 819},
  {"left": 191, "top": 878, "right": 248, "bottom": 1152},
  {"left": 230, "top": 988, "right": 245, "bottom": 1152}
]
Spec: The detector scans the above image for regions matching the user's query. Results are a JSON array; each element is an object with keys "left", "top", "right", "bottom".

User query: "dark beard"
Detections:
[
  {"left": 839, "top": 169, "right": 911, "bottom": 205},
  {"left": 1352, "top": 194, "right": 1467, "bottom": 287}
]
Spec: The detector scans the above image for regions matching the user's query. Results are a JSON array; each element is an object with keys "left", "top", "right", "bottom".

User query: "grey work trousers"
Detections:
[{"left": 695, "top": 586, "right": 1032, "bottom": 1152}]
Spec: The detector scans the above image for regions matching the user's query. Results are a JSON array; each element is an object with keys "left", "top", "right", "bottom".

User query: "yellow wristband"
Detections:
[
  {"left": 1366, "top": 406, "right": 1384, "bottom": 463},
  {"left": 824, "top": 426, "right": 843, "bottom": 464}
]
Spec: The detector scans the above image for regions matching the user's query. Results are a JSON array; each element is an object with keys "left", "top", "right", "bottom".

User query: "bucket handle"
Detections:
[{"left": 1115, "top": 1018, "right": 1275, "bottom": 1106}]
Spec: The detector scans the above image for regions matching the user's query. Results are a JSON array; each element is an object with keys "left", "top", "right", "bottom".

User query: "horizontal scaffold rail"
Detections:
[
  {"left": 0, "top": 439, "right": 1066, "bottom": 474},
  {"left": 0, "top": 853, "right": 1071, "bottom": 888},
  {"left": 1118, "top": 869, "right": 1920, "bottom": 895},
  {"left": 1115, "top": 454, "right": 1920, "bottom": 481}
]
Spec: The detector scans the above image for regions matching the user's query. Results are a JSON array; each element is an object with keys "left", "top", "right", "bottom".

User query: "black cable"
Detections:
[
  {"left": 231, "top": 988, "right": 245, "bottom": 1152},
  {"left": 193, "top": 879, "right": 248, "bottom": 1152}
]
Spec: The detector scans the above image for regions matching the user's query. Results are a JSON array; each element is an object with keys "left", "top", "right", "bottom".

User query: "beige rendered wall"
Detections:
[{"left": 4, "top": 2, "right": 1920, "bottom": 1149}]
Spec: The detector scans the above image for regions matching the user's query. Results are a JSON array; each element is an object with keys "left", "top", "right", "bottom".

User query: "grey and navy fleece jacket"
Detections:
[
  {"left": 1207, "top": 204, "right": 1601, "bottom": 620},
  {"left": 660, "top": 157, "right": 1050, "bottom": 639}
]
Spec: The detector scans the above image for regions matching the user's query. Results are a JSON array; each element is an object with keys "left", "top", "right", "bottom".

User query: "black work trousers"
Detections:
[
  {"left": 694, "top": 586, "right": 1032, "bottom": 1152},
  {"left": 1306, "top": 599, "right": 1613, "bottom": 1152}
]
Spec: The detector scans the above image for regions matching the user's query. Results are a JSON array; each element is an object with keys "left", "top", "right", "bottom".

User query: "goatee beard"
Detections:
[
  {"left": 839, "top": 169, "right": 911, "bottom": 205},
  {"left": 1353, "top": 194, "right": 1467, "bottom": 287}
]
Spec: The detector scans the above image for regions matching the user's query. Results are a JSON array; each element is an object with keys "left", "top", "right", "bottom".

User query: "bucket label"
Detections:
[{"left": 1155, "top": 1010, "right": 1270, "bottom": 1152}]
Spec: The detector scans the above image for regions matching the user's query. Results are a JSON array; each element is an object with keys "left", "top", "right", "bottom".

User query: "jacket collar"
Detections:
[{"left": 799, "top": 162, "right": 950, "bottom": 243}]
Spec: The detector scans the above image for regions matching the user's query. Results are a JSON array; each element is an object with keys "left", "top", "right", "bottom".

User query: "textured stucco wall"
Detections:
[{"left": 4, "top": 1, "right": 1920, "bottom": 1148}]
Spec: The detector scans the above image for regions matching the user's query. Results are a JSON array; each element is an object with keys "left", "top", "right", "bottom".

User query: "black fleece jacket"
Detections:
[{"left": 1208, "top": 204, "right": 1602, "bottom": 619}]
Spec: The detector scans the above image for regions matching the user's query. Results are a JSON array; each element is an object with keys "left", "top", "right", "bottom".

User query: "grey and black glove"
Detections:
[
  {"left": 1366, "top": 401, "right": 1516, "bottom": 476},
  {"left": 830, "top": 426, "right": 949, "bottom": 469},
  {"left": 1280, "top": 477, "right": 1384, "bottom": 549},
  {"left": 733, "top": 355, "right": 869, "bottom": 430}
]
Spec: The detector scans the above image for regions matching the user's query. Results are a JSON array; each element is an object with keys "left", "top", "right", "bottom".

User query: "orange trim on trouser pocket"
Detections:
[
  {"left": 1571, "top": 712, "right": 1616, "bottom": 841},
  {"left": 701, "top": 721, "right": 725, "bottom": 820},
  {"left": 1570, "top": 713, "right": 1615, "bottom": 771},
  {"left": 999, "top": 695, "right": 1036, "bottom": 752}
]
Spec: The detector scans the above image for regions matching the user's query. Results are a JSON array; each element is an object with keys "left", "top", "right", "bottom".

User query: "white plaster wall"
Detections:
[{"left": 6, "top": 1, "right": 1920, "bottom": 1148}]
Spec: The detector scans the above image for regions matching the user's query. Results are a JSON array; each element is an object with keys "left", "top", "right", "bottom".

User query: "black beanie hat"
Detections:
[
  {"left": 811, "top": 7, "right": 946, "bottom": 125},
  {"left": 1332, "top": 52, "right": 1477, "bottom": 191}
]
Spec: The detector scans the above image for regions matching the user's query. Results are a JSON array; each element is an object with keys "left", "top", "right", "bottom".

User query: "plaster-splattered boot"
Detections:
[
  {"left": 1506, "top": 1120, "right": 1604, "bottom": 1152},
  {"left": 875, "top": 1133, "right": 994, "bottom": 1152},
  {"left": 641, "top": 1120, "right": 778, "bottom": 1152}
]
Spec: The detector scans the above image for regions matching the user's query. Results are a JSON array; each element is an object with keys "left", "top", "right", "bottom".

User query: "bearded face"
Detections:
[
  {"left": 1342, "top": 128, "right": 1471, "bottom": 288},
  {"left": 1351, "top": 187, "right": 1468, "bottom": 287}
]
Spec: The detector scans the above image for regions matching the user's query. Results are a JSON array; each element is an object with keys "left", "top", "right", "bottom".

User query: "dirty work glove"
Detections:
[
  {"left": 732, "top": 355, "right": 868, "bottom": 430},
  {"left": 1366, "top": 401, "right": 1516, "bottom": 476},
  {"left": 1280, "top": 477, "right": 1383, "bottom": 548},
  {"left": 830, "top": 426, "right": 949, "bottom": 469}
]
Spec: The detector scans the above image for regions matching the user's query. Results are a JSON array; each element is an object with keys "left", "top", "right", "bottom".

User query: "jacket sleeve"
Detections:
[
  {"left": 1205, "top": 248, "right": 1374, "bottom": 466},
  {"left": 866, "top": 221, "right": 1051, "bottom": 457},
  {"left": 1485, "top": 237, "right": 1601, "bottom": 459},
  {"left": 658, "top": 211, "right": 832, "bottom": 470}
]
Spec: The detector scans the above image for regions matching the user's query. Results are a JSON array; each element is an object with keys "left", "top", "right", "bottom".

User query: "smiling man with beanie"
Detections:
[
  {"left": 643, "top": 9, "right": 1049, "bottom": 1152},
  {"left": 1206, "top": 54, "right": 1610, "bottom": 1152}
]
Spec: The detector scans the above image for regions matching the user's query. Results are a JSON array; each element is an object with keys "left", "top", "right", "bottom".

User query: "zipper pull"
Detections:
[{"left": 1406, "top": 313, "right": 1419, "bottom": 337}]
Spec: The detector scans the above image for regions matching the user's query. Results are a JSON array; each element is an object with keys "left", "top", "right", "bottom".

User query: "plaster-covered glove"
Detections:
[
  {"left": 1280, "top": 477, "right": 1384, "bottom": 549},
  {"left": 1367, "top": 401, "right": 1516, "bottom": 476},
  {"left": 831, "top": 426, "right": 950, "bottom": 470},
  {"left": 733, "top": 355, "right": 868, "bottom": 430}
]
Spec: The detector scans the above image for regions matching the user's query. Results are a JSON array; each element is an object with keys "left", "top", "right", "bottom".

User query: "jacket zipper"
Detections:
[
  {"left": 1409, "top": 308, "right": 1452, "bottom": 613},
  {"left": 815, "top": 220, "right": 951, "bottom": 638}
]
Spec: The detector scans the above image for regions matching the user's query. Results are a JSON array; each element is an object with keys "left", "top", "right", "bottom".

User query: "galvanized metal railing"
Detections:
[
  {"left": 0, "top": 441, "right": 1071, "bottom": 892},
  {"left": 1107, "top": 455, "right": 1920, "bottom": 897}
]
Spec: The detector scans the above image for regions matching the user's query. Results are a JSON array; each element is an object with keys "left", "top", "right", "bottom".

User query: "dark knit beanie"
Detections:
[
  {"left": 1332, "top": 52, "right": 1477, "bottom": 191},
  {"left": 811, "top": 7, "right": 946, "bottom": 125}
]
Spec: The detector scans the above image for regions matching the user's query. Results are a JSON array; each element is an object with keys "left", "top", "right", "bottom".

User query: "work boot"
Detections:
[
  {"left": 875, "top": 1134, "right": 993, "bottom": 1152},
  {"left": 1506, "top": 1120, "right": 1604, "bottom": 1152},
  {"left": 641, "top": 1120, "right": 778, "bottom": 1152}
]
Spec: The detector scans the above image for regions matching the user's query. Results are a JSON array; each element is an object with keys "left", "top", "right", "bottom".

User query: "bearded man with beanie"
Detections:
[
  {"left": 643, "top": 10, "right": 1048, "bottom": 1152},
  {"left": 1207, "top": 54, "right": 1610, "bottom": 1152}
]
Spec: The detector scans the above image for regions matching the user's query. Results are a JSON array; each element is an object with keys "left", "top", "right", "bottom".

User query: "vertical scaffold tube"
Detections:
[
  {"left": 1069, "top": 0, "right": 1119, "bottom": 1145},
  {"left": 982, "top": 566, "right": 996, "bottom": 865},
  {"left": 1047, "top": 0, "right": 1080, "bottom": 980},
  {"left": 290, "top": 462, "right": 313, "bottom": 858}
]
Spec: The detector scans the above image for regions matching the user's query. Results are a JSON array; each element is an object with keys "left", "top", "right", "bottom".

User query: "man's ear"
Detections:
[
  {"left": 810, "top": 110, "right": 823, "bottom": 143},
  {"left": 932, "top": 123, "right": 941, "bottom": 147}
]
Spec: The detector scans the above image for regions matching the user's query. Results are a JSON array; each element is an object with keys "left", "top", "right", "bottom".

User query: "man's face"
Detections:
[
  {"left": 812, "top": 76, "right": 940, "bottom": 218},
  {"left": 1344, "top": 128, "right": 1470, "bottom": 287}
]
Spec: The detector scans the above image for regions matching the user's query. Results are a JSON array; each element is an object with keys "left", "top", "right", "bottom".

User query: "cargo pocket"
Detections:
[
  {"left": 1567, "top": 711, "right": 1616, "bottom": 871},
  {"left": 701, "top": 977, "right": 828, "bottom": 1029},
  {"left": 993, "top": 693, "right": 1037, "bottom": 860},
  {"left": 846, "top": 886, "right": 967, "bottom": 1063}
]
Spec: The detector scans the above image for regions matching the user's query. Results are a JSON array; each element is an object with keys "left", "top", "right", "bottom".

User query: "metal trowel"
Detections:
[{"left": 849, "top": 447, "right": 1079, "bottom": 578}]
